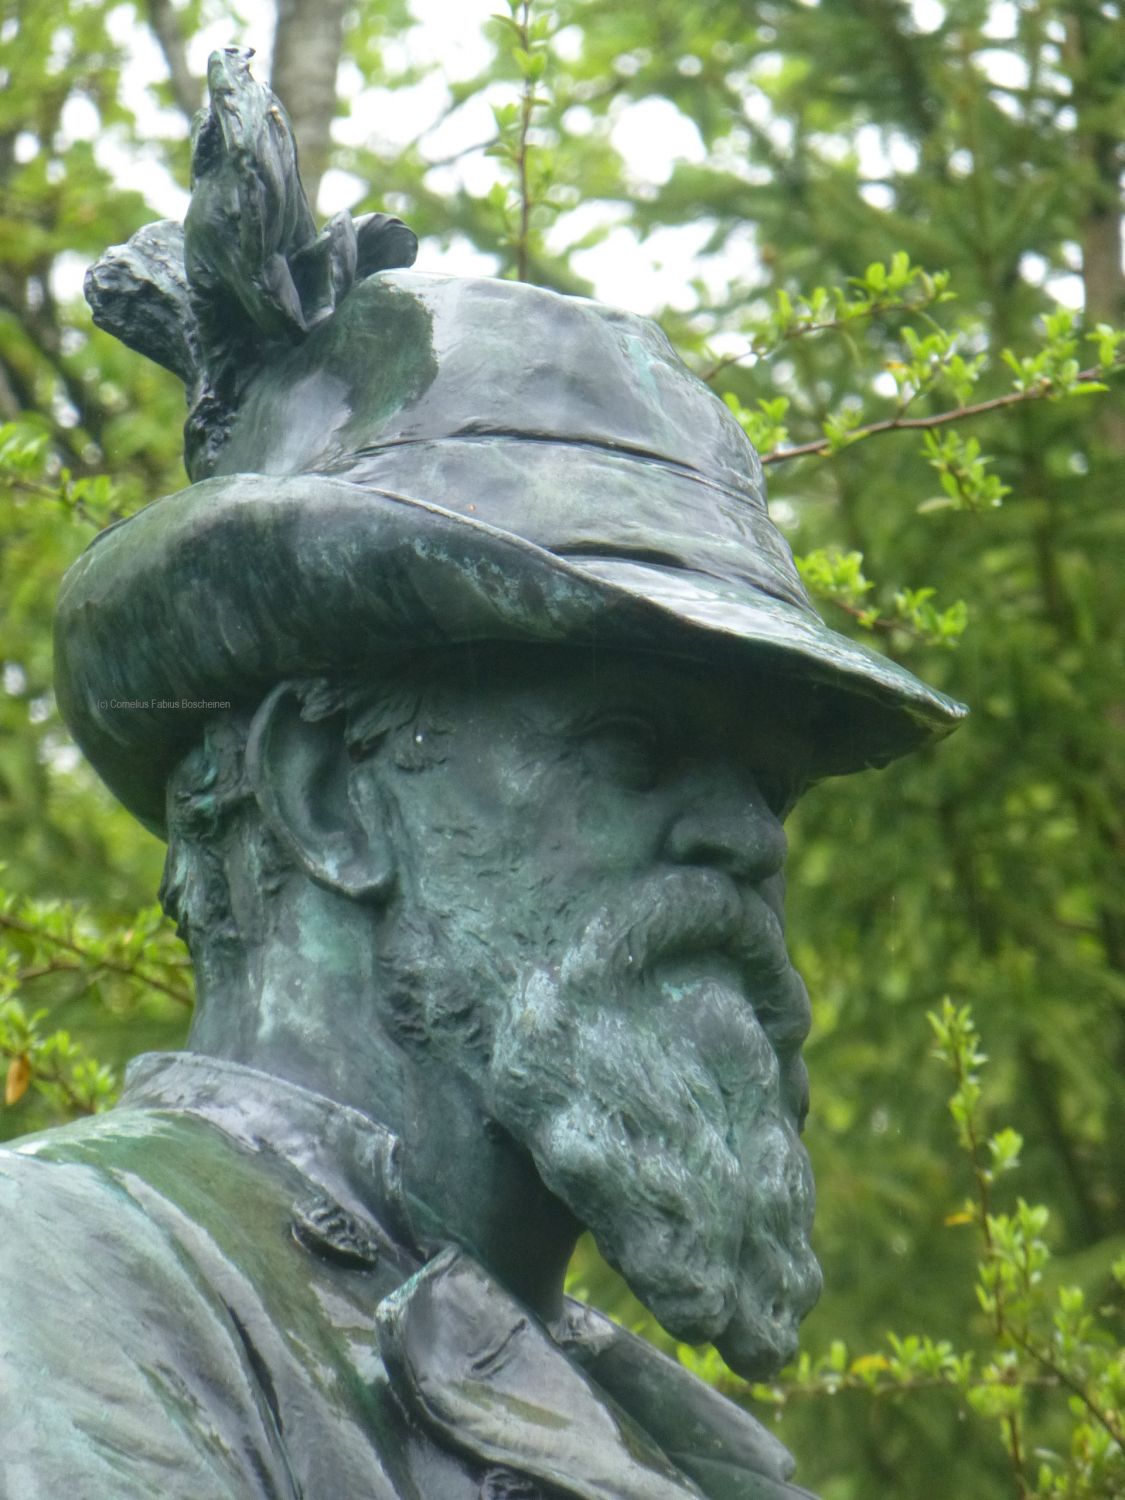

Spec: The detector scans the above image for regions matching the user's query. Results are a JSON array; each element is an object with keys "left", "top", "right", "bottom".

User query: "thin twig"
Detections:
[
  {"left": 1008, "top": 1328, "right": 1125, "bottom": 1450},
  {"left": 737, "top": 1371, "right": 1059, "bottom": 1405},
  {"left": 761, "top": 365, "right": 1115, "bottom": 466},
  {"left": 701, "top": 302, "right": 942, "bottom": 382},
  {"left": 0, "top": 912, "right": 193, "bottom": 1007},
  {"left": 3, "top": 474, "right": 102, "bottom": 527},
  {"left": 814, "top": 592, "right": 952, "bottom": 646},
  {"left": 1, "top": 1044, "right": 102, "bottom": 1116},
  {"left": 1004, "top": 1414, "right": 1030, "bottom": 1500},
  {"left": 953, "top": 1037, "right": 1031, "bottom": 1499},
  {"left": 950, "top": 1041, "right": 996, "bottom": 1280},
  {"left": 515, "top": 0, "right": 534, "bottom": 284}
]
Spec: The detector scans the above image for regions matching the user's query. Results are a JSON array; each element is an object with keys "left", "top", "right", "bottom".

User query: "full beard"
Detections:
[{"left": 486, "top": 868, "right": 823, "bottom": 1380}]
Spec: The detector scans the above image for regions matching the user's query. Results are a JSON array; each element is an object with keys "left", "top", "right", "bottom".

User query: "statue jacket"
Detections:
[{"left": 0, "top": 1052, "right": 817, "bottom": 1500}]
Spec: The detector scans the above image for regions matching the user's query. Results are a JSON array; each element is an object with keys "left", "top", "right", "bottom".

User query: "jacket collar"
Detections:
[
  {"left": 378, "top": 1245, "right": 706, "bottom": 1500},
  {"left": 120, "top": 1051, "right": 816, "bottom": 1500},
  {"left": 380, "top": 1247, "right": 818, "bottom": 1500},
  {"left": 120, "top": 1049, "right": 419, "bottom": 1253}
]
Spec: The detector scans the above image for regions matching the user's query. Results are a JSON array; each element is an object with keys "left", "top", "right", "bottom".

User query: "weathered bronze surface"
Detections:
[{"left": 1, "top": 52, "right": 965, "bottom": 1499}]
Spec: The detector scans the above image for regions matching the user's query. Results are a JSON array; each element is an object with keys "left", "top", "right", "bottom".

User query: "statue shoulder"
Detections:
[
  {"left": 0, "top": 1112, "right": 300, "bottom": 1500},
  {"left": 0, "top": 1107, "right": 183, "bottom": 1247}
]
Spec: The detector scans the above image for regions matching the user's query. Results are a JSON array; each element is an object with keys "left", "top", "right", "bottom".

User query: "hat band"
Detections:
[{"left": 318, "top": 434, "right": 812, "bottom": 617}]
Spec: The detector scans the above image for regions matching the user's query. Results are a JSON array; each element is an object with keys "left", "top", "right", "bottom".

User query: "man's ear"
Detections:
[{"left": 246, "top": 683, "right": 395, "bottom": 902}]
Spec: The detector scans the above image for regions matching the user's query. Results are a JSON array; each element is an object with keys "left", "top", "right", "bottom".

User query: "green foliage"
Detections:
[
  {"left": 724, "top": 392, "right": 790, "bottom": 454},
  {"left": 919, "top": 428, "right": 1011, "bottom": 513},
  {"left": 0, "top": 994, "right": 118, "bottom": 1116},
  {"left": 2, "top": 2, "right": 1124, "bottom": 1496},
  {"left": 718, "top": 276, "right": 1120, "bottom": 487},
  {"left": 1, "top": 416, "right": 124, "bottom": 527},
  {"left": 0, "top": 884, "right": 191, "bottom": 1128},
  {"left": 928, "top": 1002, "right": 1125, "bottom": 1498},
  {"left": 672, "top": 1006, "right": 1125, "bottom": 1498},
  {"left": 481, "top": 1, "right": 564, "bottom": 280},
  {"left": 795, "top": 545, "right": 968, "bottom": 648},
  {"left": 710, "top": 255, "right": 954, "bottom": 373}
]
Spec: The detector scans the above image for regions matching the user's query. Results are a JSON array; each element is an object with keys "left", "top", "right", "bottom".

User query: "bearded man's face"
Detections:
[{"left": 362, "top": 650, "right": 823, "bottom": 1380}]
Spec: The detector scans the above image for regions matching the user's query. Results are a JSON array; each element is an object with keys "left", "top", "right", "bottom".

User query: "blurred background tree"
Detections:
[{"left": 1, "top": 1, "right": 1122, "bottom": 1495}]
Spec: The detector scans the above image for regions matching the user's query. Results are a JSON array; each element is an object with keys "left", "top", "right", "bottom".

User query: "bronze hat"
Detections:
[{"left": 56, "top": 268, "right": 966, "bottom": 834}]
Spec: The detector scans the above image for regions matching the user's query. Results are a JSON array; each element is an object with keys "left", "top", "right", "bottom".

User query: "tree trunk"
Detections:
[
  {"left": 1065, "top": 12, "right": 1125, "bottom": 450},
  {"left": 270, "top": 0, "right": 349, "bottom": 217},
  {"left": 143, "top": 0, "right": 202, "bottom": 122}
]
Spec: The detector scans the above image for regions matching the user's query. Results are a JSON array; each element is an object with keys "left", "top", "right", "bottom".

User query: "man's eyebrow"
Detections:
[{"left": 532, "top": 691, "right": 669, "bottom": 738}]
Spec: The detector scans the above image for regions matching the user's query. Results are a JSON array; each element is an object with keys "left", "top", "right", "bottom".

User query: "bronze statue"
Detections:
[{"left": 0, "top": 53, "right": 965, "bottom": 1499}]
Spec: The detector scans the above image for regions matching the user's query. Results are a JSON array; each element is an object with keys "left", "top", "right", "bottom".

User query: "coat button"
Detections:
[
  {"left": 291, "top": 1194, "right": 382, "bottom": 1269},
  {"left": 479, "top": 1467, "right": 544, "bottom": 1499}
]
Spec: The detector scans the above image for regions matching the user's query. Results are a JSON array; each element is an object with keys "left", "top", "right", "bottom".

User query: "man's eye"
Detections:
[{"left": 582, "top": 716, "right": 661, "bottom": 791}]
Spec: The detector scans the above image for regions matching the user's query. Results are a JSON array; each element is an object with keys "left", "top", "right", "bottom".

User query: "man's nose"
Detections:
[{"left": 664, "top": 769, "right": 788, "bottom": 884}]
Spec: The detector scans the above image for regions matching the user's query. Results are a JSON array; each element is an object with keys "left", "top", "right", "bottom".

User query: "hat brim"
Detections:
[{"left": 55, "top": 472, "right": 966, "bottom": 835}]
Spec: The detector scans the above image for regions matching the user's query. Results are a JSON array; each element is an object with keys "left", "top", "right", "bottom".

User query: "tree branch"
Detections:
[
  {"left": 141, "top": 0, "right": 202, "bottom": 122},
  {"left": 1, "top": 1044, "right": 102, "bottom": 1116},
  {"left": 740, "top": 1370, "right": 1058, "bottom": 1405},
  {"left": 761, "top": 365, "right": 1117, "bottom": 466},
  {"left": 1008, "top": 1327, "right": 1125, "bottom": 1451},
  {"left": 0, "top": 912, "right": 193, "bottom": 1007}
]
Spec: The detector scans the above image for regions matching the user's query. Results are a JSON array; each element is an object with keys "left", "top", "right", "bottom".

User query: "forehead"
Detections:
[{"left": 422, "top": 645, "right": 817, "bottom": 776}]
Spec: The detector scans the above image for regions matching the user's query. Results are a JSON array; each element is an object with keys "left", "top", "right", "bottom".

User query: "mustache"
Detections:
[{"left": 558, "top": 868, "right": 811, "bottom": 1057}]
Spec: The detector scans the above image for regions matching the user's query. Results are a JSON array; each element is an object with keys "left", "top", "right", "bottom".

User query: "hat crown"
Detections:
[
  {"left": 215, "top": 270, "right": 762, "bottom": 500},
  {"left": 211, "top": 271, "right": 810, "bottom": 619}
]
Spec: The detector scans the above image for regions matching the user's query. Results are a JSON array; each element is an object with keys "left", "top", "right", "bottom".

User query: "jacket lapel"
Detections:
[
  {"left": 377, "top": 1248, "right": 819, "bottom": 1500},
  {"left": 554, "top": 1301, "right": 818, "bottom": 1500},
  {"left": 377, "top": 1248, "right": 704, "bottom": 1500}
]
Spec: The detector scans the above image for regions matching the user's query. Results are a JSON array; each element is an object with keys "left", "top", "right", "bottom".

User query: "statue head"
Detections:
[
  {"left": 61, "top": 51, "right": 965, "bottom": 1384},
  {"left": 155, "top": 642, "right": 821, "bottom": 1376}
]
